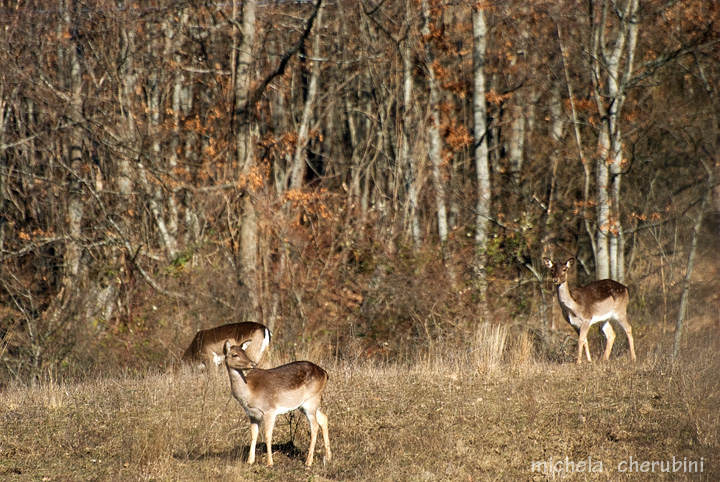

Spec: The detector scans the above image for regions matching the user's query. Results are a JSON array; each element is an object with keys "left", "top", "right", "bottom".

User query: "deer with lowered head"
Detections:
[
  {"left": 223, "top": 340, "right": 331, "bottom": 467},
  {"left": 182, "top": 322, "right": 271, "bottom": 370},
  {"left": 544, "top": 257, "right": 637, "bottom": 364}
]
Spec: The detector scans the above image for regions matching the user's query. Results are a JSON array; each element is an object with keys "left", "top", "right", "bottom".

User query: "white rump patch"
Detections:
[{"left": 260, "top": 328, "right": 270, "bottom": 354}]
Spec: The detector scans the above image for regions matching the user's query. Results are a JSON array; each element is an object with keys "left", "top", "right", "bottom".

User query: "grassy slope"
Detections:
[{"left": 1, "top": 340, "right": 718, "bottom": 482}]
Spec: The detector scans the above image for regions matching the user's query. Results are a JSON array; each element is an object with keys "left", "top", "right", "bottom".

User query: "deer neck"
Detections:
[
  {"left": 226, "top": 366, "right": 252, "bottom": 404},
  {"left": 555, "top": 281, "right": 580, "bottom": 314}
]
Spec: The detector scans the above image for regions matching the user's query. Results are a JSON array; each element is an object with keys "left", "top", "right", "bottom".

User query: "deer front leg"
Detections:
[
  {"left": 577, "top": 323, "right": 592, "bottom": 364},
  {"left": 263, "top": 413, "right": 277, "bottom": 467},
  {"left": 248, "top": 421, "right": 259, "bottom": 464}
]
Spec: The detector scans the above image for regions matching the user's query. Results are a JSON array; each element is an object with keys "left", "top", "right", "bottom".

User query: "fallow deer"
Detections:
[
  {"left": 223, "top": 341, "right": 331, "bottom": 467},
  {"left": 544, "top": 257, "right": 637, "bottom": 364},
  {"left": 182, "top": 322, "right": 270, "bottom": 370}
]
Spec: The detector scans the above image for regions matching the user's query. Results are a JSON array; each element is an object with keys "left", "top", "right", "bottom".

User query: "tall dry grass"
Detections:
[{"left": 1, "top": 320, "right": 718, "bottom": 481}]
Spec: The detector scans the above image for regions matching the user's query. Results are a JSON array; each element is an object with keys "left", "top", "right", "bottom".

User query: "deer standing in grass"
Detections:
[
  {"left": 544, "top": 257, "right": 637, "bottom": 364},
  {"left": 182, "top": 322, "right": 270, "bottom": 370},
  {"left": 223, "top": 340, "right": 331, "bottom": 467}
]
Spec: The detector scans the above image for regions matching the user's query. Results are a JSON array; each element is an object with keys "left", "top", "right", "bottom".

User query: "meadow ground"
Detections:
[{"left": 1, "top": 330, "right": 718, "bottom": 482}]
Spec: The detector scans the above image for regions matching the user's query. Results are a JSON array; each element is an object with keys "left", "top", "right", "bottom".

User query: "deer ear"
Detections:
[
  {"left": 224, "top": 340, "right": 231, "bottom": 355},
  {"left": 565, "top": 257, "right": 575, "bottom": 268},
  {"left": 241, "top": 340, "right": 252, "bottom": 351},
  {"left": 543, "top": 258, "right": 553, "bottom": 268}
]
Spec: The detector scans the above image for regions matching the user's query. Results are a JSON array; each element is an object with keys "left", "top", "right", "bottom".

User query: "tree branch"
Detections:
[{"left": 240, "top": 0, "right": 323, "bottom": 116}]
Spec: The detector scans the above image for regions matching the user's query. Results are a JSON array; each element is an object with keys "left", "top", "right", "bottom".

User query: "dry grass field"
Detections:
[{"left": 1, "top": 326, "right": 718, "bottom": 482}]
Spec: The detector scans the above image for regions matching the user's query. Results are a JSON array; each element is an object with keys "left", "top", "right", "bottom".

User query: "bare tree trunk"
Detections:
[
  {"left": 160, "top": 17, "right": 181, "bottom": 246},
  {"left": 119, "top": 14, "right": 180, "bottom": 262},
  {"left": 239, "top": 195, "right": 260, "bottom": 319},
  {"left": 595, "top": 131, "right": 611, "bottom": 279},
  {"left": 472, "top": 4, "right": 490, "bottom": 317},
  {"left": 713, "top": 161, "right": 720, "bottom": 233},
  {"left": 0, "top": 91, "right": 7, "bottom": 261},
  {"left": 117, "top": 23, "right": 137, "bottom": 198},
  {"left": 542, "top": 80, "right": 566, "bottom": 330},
  {"left": 290, "top": 4, "right": 324, "bottom": 189},
  {"left": 344, "top": 93, "right": 362, "bottom": 214},
  {"left": 136, "top": 161, "right": 177, "bottom": 259},
  {"left": 558, "top": 24, "right": 596, "bottom": 259},
  {"left": 234, "top": 0, "right": 258, "bottom": 178},
  {"left": 62, "top": 0, "right": 85, "bottom": 284},
  {"left": 507, "top": 103, "right": 525, "bottom": 187},
  {"left": 31, "top": 0, "right": 89, "bottom": 379},
  {"left": 237, "top": 20, "right": 262, "bottom": 323},
  {"left": 421, "top": 0, "right": 449, "bottom": 245},
  {"left": 400, "top": 1, "right": 421, "bottom": 248},
  {"left": 546, "top": 82, "right": 564, "bottom": 226},
  {"left": 674, "top": 162, "right": 713, "bottom": 357},
  {"left": 590, "top": 0, "right": 639, "bottom": 281},
  {"left": 231, "top": 0, "right": 322, "bottom": 320},
  {"left": 233, "top": 0, "right": 261, "bottom": 320}
]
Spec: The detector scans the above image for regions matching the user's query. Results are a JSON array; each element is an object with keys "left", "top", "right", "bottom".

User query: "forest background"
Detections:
[{"left": 1, "top": 0, "right": 719, "bottom": 382}]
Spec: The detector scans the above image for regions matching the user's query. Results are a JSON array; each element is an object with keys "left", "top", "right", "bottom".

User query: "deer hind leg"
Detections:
[
  {"left": 601, "top": 322, "right": 616, "bottom": 361},
  {"left": 617, "top": 312, "right": 637, "bottom": 362},
  {"left": 583, "top": 340, "right": 592, "bottom": 362},
  {"left": 317, "top": 409, "right": 331, "bottom": 463},
  {"left": 302, "top": 405, "right": 320, "bottom": 467}
]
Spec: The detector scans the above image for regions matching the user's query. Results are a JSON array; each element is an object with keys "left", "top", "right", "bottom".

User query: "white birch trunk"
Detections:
[
  {"left": 591, "top": 0, "right": 639, "bottom": 281},
  {"left": 472, "top": 4, "right": 491, "bottom": 314}
]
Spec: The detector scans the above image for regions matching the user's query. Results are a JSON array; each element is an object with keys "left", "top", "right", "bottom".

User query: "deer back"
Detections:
[
  {"left": 183, "top": 322, "right": 270, "bottom": 366},
  {"left": 569, "top": 279, "right": 629, "bottom": 319}
]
